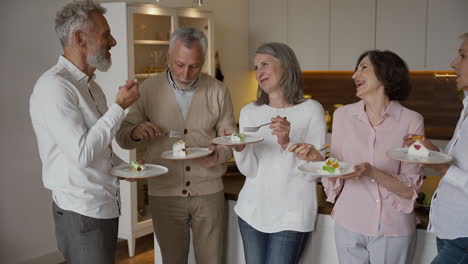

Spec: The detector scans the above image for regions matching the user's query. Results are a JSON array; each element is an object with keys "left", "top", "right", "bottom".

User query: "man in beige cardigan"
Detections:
[{"left": 116, "top": 27, "right": 237, "bottom": 264}]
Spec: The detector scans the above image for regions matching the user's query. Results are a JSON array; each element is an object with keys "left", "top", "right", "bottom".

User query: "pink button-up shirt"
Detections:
[{"left": 322, "top": 101, "right": 424, "bottom": 237}]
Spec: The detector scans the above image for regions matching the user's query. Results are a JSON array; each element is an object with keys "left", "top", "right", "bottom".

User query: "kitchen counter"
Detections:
[
  {"left": 223, "top": 174, "right": 432, "bottom": 230},
  {"left": 222, "top": 173, "right": 437, "bottom": 263}
]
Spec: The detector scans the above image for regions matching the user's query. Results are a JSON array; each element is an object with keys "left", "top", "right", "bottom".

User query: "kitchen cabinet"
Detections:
[
  {"left": 249, "top": 0, "right": 374, "bottom": 71},
  {"left": 330, "top": 0, "right": 376, "bottom": 70},
  {"left": 249, "top": 0, "right": 467, "bottom": 71},
  {"left": 426, "top": 0, "right": 468, "bottom": 71},
  {"left": 376, "top": 0, "right": 427, "bottom": 71},
  {"left": 96, "top": 2, "right": 214, "bottom": 257},
  {"left": 287, "top": 0, "right": 330, "bottom": 70},
  {"left": 248, "top": 0, "right": 287, "bottom": 60}
]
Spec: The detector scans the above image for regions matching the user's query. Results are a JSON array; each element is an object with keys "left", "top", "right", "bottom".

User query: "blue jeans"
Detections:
[
  {"left": 238, "top": 217, "right": 310, "bottom": 264},
  {"left": 431, "top": 237, "right": 468, "bottom": 264}
]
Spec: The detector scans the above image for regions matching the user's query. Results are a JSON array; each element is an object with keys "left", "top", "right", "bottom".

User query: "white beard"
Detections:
[{"left": 88, "top": 48, "right": 112, "bottom": 72}]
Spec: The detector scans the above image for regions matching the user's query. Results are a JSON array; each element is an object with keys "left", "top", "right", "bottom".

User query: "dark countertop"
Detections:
[{"left": 222, "top": 174, "right": 430, "bottom": 230}]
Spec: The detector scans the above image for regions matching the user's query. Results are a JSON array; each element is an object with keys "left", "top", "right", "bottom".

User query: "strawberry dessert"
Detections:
[{"left": 408, "top": 140, "right": 430, "bottom": 158}]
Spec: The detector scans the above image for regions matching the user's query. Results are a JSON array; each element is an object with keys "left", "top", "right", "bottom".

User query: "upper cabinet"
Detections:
[
  {"left": 129, "top": 5, "right": 176, "bottom": 80},
  {"left": 287, "top": 0, "right": 329, "bottom": 70},
  {"left": 426, "top": 0, "right": 468, "bottom": 71},
  {"left": 248, "top": 0, "right": 287, "bottom": 61},
  {"left": 330, "top": 0, "right": 375, "bottom": 70},
  {"left": 248, "top": 0, "right": 467, "bottom": 71},
  {"left": 376, "top": 0, "right": 427, "bottom": 71}
]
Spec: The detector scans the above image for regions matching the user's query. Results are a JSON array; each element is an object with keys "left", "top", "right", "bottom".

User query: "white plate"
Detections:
[
  {"left": 211, "top": 135, "right": 264, "bottom": 145},
  {"left": 111, "top": 164, "right": 168, "bottom": 179},
  {"left": 297, "top": 161, "right": 355, "bottom": 178},
  {"left": 160, "top": 148, "right": 213, "bottom": 160},
  {"left": 387, "top": 148, "right": 453, "bottom": 164}
]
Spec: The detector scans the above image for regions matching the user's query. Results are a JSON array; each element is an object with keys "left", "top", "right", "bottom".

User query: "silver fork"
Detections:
[
  {"left": 317, "top": 144, "right": 330, "bottom": 151},
  {"left": 161, "top": 131, "right": 183, "bottom": 138},
  {"left": 243, "top": 122, "right": 272, "bottom": 132}
]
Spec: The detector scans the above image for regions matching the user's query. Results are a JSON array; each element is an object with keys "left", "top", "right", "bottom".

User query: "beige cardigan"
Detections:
[{"left": 116, "top": 72, "right": 237, "bottom": 196}]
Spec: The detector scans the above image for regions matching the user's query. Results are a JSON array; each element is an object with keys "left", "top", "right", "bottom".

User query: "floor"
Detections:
[{"left": 116, "top": 235, "right": 154, "bottom": 264}]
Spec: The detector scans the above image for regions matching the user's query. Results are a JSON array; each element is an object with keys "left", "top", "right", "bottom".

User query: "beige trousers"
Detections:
[{"left": 149, "top": 191, "right": 225, "bottom": 264}]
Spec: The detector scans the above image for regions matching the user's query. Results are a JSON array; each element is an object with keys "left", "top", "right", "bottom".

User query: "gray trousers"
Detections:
[
  {"left": 52, "top": 202, "right": 119, "bottom": 264},
  {"left": 334, "top": 223, "right": 416, "bottom": 264}
]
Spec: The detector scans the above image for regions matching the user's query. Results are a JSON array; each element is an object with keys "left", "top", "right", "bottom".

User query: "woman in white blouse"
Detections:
[{"left": 233, "top": 42, "right": 326, "bottom": 264}]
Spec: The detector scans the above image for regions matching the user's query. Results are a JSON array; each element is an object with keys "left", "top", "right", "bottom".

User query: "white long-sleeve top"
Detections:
[
  {"left": 30, "top": 56, "right": 125, "bottom": 219},
  {"left": 234, "top": 100, "right": 326, "bottom": 232},
  {"left": 429, "top": 91, "right": 468, "bottom": 239}
]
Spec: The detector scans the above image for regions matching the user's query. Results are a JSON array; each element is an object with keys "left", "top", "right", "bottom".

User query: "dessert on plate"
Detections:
[
  {"left": 408, "top": 140, "right": 429, "bottom": 158},
  {"left": 321, "top": 157, "right": 342, "bottom": 175},
  {"left": 129, "top": 160, "right": 144, "bottom": 172},
  {"left": 173, "top": 140, "right": 187, "bottom": 157},
  {"left": 230, "top": 133, "right": 246, "bottom": 143}
]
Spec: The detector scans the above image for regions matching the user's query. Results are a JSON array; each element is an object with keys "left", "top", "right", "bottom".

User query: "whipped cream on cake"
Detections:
[
  {"left": 173, "top": 140, "right": 187, "bottom": 157},
  {"left": 408, "top": 140, "right": 429, "bottom": 158},
  {"left": 231, "top": 133, "right": 246, "bottom": 143}
]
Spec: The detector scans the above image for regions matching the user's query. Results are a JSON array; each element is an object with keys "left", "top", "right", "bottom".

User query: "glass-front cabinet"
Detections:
[
  {"left": 97, "top": 2, "right": 214, "bottom": 257},
  {"left": 129, "top": 5, "right": 174, "bottom": 81},
  {"left": 177, "top": 8, "right": 214, "bottom": 76}
]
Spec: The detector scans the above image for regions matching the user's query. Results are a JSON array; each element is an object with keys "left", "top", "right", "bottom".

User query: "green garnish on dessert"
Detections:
[{"left": 130, "top": 160, "right": 144, "bottom": 172}]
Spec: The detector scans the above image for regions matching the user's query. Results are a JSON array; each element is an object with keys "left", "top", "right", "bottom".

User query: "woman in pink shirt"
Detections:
[{"left": 290, "top": 50, "right": 424, "bottom": 264}]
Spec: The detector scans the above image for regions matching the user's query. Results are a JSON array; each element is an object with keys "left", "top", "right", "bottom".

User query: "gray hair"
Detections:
[
  {"left": 55, "top": 0, "right": 106, "bottom": 47},
  {"left": 169, "top": 27, "right": 208, "bottom": 57},
  {"left": 255, "top": 42, "right": 305, "bottom": 106}
]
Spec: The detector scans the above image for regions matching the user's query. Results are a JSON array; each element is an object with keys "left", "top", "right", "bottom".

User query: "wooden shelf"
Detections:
[{"left": 134, "top": 40, "right": 169, "bottom": 45}]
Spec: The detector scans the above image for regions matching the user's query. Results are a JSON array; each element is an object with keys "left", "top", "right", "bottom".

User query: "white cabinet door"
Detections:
[
  {"left": 330, "top": 0, "right": 376, "bottom": 70},
  {"left": 249, "top": 0, "right": 287, "bottom": 61},
  {"left": 376, "top": 0, "right": 427, "bottom": 70},
  {"left": 426, "top": 0, "right": 468, "bottom": 71},
  {"left": 287, "top": 0, "right": 329, "bottom": 70}
]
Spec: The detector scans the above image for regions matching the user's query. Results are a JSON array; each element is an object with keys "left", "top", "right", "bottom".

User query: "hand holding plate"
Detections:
[
  {"left": 220, "top": 129, "right": 246, "bottom": 151},
  {"left": 403, "top": 134, "right": 439, "bottom": 151},
  {"left": 339, "top": 162, "right": 373, "bottom": 180},
  {"left": 118, "top": 176, "right": 138, "bottom": 182},
  {"left": 197, "top": 145, "right": 219, "bottom": 168},
  {"left": 424, "top": 163, "right": 450, "bottom": 175}
]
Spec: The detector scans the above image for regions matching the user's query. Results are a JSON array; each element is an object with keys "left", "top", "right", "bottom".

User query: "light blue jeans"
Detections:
[
  {"left": 238, "top": 217, "right": 310, "bottom": 264},
  {"left": 432, "top": 237, "right": 468, "bottom": 264}
]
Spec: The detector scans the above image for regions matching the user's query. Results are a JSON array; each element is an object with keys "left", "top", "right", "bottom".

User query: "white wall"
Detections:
[
  {"left": 0, "top": 0, "right": 249, "bottom": 263},
  {"left": 0, "top": 0, "right": 66, "bottom": 263}
]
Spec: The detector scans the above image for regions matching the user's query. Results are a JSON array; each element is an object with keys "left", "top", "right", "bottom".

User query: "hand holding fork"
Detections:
[
  {"left": 288, "top": 143, "right": 329, "bottom": 161},
  {"left": 131, "top": 121, "right": 182, "bottom": 141}
]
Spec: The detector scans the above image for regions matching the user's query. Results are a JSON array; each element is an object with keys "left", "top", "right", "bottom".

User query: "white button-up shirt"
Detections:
[
  {"left": 429, "top": 91, "right": 468, "bottom": 239},
  {"left": 30, "top": 56, "right": 125, "bottom": 219}
]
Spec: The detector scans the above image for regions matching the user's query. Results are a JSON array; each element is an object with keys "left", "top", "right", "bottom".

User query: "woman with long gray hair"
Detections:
[{"left": 233, "top": 42, "right": 326, "bottom": 263}]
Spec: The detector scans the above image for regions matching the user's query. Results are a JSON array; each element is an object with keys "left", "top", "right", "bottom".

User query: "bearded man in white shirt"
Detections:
[{"left": 30, "top": 1, "right": 139, "bottom": 263}]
